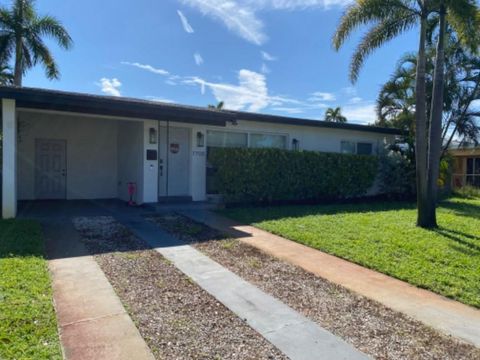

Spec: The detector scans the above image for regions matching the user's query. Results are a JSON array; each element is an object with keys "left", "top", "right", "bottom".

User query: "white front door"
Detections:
[
  {"left": 35, "top": 139, "right": 67, "bottom": 199},
  {"left": 159, "top": 127, "right": 190, "bottom": 197}
]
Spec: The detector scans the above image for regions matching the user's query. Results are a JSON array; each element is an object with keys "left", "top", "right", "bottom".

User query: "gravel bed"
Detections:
[
  {"left": 149, "top": 213, "right": 480, "bottom": 360},
  {"left": 73, "top": 216, "right": 287, "bottom": 360}
]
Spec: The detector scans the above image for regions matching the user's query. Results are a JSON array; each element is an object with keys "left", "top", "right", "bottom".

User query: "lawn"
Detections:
[
  {"left": 223, "top": 196, "right": 480, "bottom": 308},
  {"left": 0, "top": 220, "right": 62, "bottom": 359}
]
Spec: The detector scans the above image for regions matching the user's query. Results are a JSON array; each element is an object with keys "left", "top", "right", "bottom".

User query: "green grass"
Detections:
[
  {"left": 0, "top": 220, "right": 62, "bottom": 359},
  {"left": 223, "top": 197, "right": 480, "bottom": 308}
]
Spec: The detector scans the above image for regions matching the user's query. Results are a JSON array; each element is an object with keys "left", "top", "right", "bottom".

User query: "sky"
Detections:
[{"left": 22, "top": 0, "right": 419, "bottom": 125}]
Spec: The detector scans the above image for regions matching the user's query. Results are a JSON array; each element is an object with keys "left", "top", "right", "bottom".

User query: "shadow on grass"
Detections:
[
  {"left": 0, "top": 219, "right": 45, "bottom": 258},
  {"left": 440, "top": 200, "right": 480, "bottom": 220},
  {"left": 224, "top": 201, "right": 416, "bottom": 224},
  {"left": 432, "top": 227, "right": 480, "bottom": 254}
]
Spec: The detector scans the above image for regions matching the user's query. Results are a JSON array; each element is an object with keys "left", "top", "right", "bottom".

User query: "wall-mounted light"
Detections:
[
  {"left": 292, "top": 138, "right": 300, "bottom": 151},
  {"left": 196, "top": 131, "right": 205, "bottom": 147},
  {"left": 149, "top": 128, "right": 157, "bottom": 144}
]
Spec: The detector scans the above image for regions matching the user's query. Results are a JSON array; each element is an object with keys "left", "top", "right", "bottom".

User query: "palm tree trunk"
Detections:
[
  {"left": 13, "top": 35, "right": 22, "bottom": 86},
  {"left": 425, "top": 2, "right": 447, "bottom": 228},
  {"left": 13, "top": 0, "right": 23, "bottom": 87},
  {"left": 415, "top": 15, "right": 429, "bottom": 228}
]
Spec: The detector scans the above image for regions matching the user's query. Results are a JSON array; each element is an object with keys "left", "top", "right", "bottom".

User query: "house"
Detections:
[
  {"left": 450, "top": 146, "right": 480, "bottom": 188},
  {"left": 0, "top": 86, "right": 403, "bottom": 218}
]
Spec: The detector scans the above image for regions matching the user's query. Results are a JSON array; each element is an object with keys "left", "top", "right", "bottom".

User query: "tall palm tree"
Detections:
[
  {"left": 333, "top": 0, "right": 480, "bottom": 228},
  {"left": 324, "top": 107, "right": 347, "bottom": 123},
  {"left": 0, "top": 0, "right": 73, "bottom": 86}
]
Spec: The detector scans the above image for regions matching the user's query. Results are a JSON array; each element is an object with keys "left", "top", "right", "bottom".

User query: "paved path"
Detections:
[
  {"left": 181, "top": 209, "right": 480, "bottom": 348},
  {"left": 114, "top": 211, "right": 369, "bottom": 360},
  {"left": 42, "top": 219, "right": 154, "bottom": 360}
]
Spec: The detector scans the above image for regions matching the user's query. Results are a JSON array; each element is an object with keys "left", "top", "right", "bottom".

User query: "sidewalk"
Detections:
[
  {"left": 114, "top": 210, "right": 369, "bottom": 360},
  {"left": 43, "top": 219, "right": 154, "bottom": 360},
  {"left": 181, "top": 209, "right": 480, "bottom": 348}
]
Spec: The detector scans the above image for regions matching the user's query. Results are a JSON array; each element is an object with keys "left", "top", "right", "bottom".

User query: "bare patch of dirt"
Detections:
[
  {"left": 73, "top": 216, "right": 287, "bottom": 360},
  {"left": 149, "top": 213, "right": 480, "bottom": 360}
]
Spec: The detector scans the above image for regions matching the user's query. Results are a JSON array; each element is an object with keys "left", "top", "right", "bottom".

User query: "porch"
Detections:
[{"left": 1, "top": 87, "right": 233, "bottom": 218}]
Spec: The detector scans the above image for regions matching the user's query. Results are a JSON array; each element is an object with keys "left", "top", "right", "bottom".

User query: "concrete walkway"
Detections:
[
  {"left": 113, "top": 210, "right": 369, "bottom": 360},
  {"left": 42, "top": 219, "right": 154, "bottom": 360},
  {"left": 181, "top": 209, "right": 480, "bottom": 348}
]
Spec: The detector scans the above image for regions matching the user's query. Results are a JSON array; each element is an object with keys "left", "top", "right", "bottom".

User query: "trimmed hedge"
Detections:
[{"left": 209, "top": 147, "right": 379, "bottom": 204}]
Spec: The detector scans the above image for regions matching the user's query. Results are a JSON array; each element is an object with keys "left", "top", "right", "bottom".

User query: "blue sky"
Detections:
[{"left": 23, "top": 0, "right": 418, "bottom": 124}]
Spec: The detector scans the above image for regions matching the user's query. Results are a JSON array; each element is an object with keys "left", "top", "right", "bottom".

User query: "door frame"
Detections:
[
  {"left": 34, "top": 138, "right": 67, "bottom": 200},
  {"left": 158, "top": 125, "right": 191, "bottom": 198}
]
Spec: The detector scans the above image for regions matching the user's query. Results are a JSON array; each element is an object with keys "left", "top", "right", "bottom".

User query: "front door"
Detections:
[
  {"left": 35, "top": 139, "right": 67, "bottom": 199},
  {"left": 159, "top": 127, "right": 190, "bottom": 197}
]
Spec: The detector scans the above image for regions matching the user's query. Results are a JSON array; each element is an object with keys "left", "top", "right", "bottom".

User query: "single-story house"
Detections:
[
  {"left": 450, "top": 146, "right": 480, "bottom": 188},
  {"left": 0, "top": 86, "right": 403, "bottom": 218}
]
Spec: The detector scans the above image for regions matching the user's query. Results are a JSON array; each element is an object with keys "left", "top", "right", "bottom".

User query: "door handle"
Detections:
[{"left": 159, "top": 166, "right": 163, "bottom": 176}]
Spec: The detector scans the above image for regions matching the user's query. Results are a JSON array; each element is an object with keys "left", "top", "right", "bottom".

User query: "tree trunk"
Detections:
[
  {"left": 415, "top": 15, "right": 429, "bottom": 228},
  {"left": 425, "top": 3, "right": 447, "bottom": 228},
  {"left": 13, "top": 0, "right": 23, "bottom": 87},
  {"left": 13, "top": 35, "right": 22, "bottom": 87}
]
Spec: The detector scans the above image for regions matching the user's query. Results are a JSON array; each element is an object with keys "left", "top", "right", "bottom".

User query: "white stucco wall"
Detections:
[
  {"left": 15, "top": 108, "right": 397, "bottom": 204},
  {"left": 117, "top": 121, "right": 143, "bottom": 202},
  {"left": 2, "top": 99, "right": 17, "bottom": 218},
  {"left": 18, "top": 111, "right": 119, "bottom": 200},
  {"left": 142, "top": 120, "right": 159, "bottom": 203}
]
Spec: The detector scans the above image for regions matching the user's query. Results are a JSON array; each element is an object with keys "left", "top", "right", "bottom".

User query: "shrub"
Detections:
[
  {"left": 378, "top": 146, "right": 416, "bottom": 199},
  {"left": 208, "top": 148, "right": 378, "bottom": 204},
  {"left": 454, "top": 185, "right": 480, "bottom": 199}
]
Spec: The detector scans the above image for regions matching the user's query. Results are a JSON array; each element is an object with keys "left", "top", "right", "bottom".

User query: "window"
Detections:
[
  {"left": 357, "top": 142, "right": 373, "bottom": 155},
  {"left": 341, "top": 141, "right": 356, "bottom": 154},
  {"left": 341, "top": 141, "right": 374, "bottom": 155},
  {"left": 466, "top": 157, "right": 480, "bottom": 186},
  {"left": 250, "top": 133, "right": 287, "bottom": 149},
  {"left": 207, "top": 130, "right": 248, "bottom": 148}
]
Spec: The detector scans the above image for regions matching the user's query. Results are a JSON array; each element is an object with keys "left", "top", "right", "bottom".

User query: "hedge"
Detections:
[{"left": 208, "top": 147, "right": 379, "bottom": 204}]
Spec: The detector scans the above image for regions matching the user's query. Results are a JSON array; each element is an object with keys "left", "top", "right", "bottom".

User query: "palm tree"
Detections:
[
  {"left": 208, "top": 101, "right": 224, "bottom": 110},
  {"left": 324, "top": 107, "right": 347, "bottom": 123},
  {"left": 0, "top": 0, "right": 73, "bottom": 86},
  {"left": 377, "top": 35, "right": 480, "bottom": 148},
  {"left": 0, "top": 63, "right": 13, "bottom": 85},
  {"left": 333, "top": 0, "right": 480, "bottom": 228}
]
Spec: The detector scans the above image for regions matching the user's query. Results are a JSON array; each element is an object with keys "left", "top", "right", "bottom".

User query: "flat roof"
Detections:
[{"left": 0, "top": 86, "right": 403, "bottom": 135}]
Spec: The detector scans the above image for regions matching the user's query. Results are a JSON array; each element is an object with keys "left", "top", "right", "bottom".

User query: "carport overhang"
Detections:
[{"left": 0, "top": 86, "right": 235, "bottom": 219}]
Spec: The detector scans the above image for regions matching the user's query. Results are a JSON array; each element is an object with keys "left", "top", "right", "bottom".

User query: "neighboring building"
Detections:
[
  {"left": 450, "top": 146, "right": 480, "bottom": 188},
  {"left": 0, "top": 86, "right": 402, "bottom": 218}
]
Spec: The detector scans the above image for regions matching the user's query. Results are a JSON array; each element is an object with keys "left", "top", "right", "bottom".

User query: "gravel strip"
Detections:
[
  {"left": 72, "top": 216, "right": 287, "bottom": 360},
  {"left": 149, "top": 213, "right": 480, "bottom": 360}
]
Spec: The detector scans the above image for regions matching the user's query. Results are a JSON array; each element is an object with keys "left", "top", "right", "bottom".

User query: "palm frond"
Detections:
[
  {"left": 31, "top": 15, "right": 72, "bottom": 49},
  {"left": 333, "top": 0, "right": 418, "bottom": 51},
  {"left": 350, "top": 13, "right": 417, "bottom": 82}
]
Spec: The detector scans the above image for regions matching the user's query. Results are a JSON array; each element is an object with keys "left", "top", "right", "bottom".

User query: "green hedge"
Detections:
[{"left": 209, "top": 148, "right": 379, "bottom": 204}]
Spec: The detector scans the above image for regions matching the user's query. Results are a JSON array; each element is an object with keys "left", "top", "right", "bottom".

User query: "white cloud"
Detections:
[
  {"left": 177, "top": 10, "right": 195, "bottom": 33},
  {"left": 180, "top": 0, "right": 349, "bottom": 45},
  {"left": 146, "top": 96, "right": 176, "bottom": 104},
  {"left": 180, "top": 0, "right": 267, "bottom": 45},
  {"left": 309, "top": 91, "right": 336, "bottom": 102},
  {"left": 194, "top": 52, "right": 204, "bottom": 66},
  {"left": 261, "top": 63, "right": 270, "bottom": 74},
  {"left": 261, "top": 51, "right": 277, "bottom": 61},
  {"left": 97, "top": 78, "right": 122, "bottom": 97},
  {"left": 185, "top": 69, "right": 269, "bottom": 111},
  {"left": 122, "top": 61, "right": 169, "bottom": 76},
  {"left": 342, "top": 103, "right": 376, "bottom": 125},
  {"left": 248, "top": 0, "right": 352, "bottom": 10},
  {"left": 271, "top": 107, "right": 304, "bottom": 114},
  {"left": 349, "top": 96, "right": 362, "bottom": 104}
]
